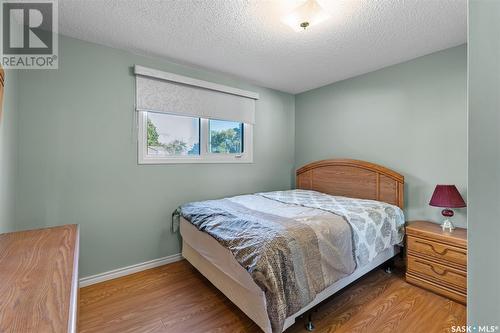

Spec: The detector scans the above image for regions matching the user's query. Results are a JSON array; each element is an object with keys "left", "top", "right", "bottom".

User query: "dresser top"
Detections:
[
  {"left": 406, "top": 220, "right": 467, "bottom": 248},
  {"left": 0, "top": 224, "right": 79, "bottom": 333}
]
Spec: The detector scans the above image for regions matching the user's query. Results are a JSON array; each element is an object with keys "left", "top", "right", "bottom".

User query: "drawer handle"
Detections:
[
  {"left": 415, "top": 259, "right": 448, "bottom": 276},
  {"left": 414, "top": 240, "right": 452, "bottom": 256}
]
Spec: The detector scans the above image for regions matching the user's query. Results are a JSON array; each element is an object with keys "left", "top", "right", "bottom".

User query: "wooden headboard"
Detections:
[{"left": 296, "top": 159, "right": 404, "bottom": 209}]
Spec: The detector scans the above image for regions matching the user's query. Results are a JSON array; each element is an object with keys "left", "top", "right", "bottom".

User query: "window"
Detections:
[
  {"left": 135, "top": 65, "right": 258, "bottom": 164},
  {"left": 138, "top": 112, "right": 253, "bottom": 164},
  {"left": 209, "top": 119, "right": 243, "bottom": 154},
  {"left": 146, "top": 113, "right": 200, "bottom": 157}
]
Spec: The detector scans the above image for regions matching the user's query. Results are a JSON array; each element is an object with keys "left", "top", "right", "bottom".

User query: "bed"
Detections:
[{"left": 179, "top": 159, "right": 405, "bottom": 333}]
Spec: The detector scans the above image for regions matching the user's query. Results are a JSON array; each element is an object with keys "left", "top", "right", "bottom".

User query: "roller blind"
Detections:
[{"left": 134, "top": 65, "right": 259, "bottom": 124}]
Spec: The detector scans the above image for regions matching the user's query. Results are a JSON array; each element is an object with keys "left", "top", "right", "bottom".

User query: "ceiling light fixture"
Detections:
[{"left": 282, "top": 0, "right": 331, "bottom": 32}]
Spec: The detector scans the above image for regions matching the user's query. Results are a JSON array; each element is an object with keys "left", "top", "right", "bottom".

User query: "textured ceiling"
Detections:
[{"left": 58, "top": 0, "right": 466, "bottom": 94}]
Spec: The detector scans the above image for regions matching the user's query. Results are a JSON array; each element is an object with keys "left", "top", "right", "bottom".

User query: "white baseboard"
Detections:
[{"left": 79, "top": 253, "right": 183, "bottom": 288}]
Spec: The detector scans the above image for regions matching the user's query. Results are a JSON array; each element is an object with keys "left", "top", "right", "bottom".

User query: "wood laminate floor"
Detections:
[{"left": 79, "top": 260, "right": 466, "bottom": 333}]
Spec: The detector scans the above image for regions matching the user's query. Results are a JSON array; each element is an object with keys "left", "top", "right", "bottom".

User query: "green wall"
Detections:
[
  {"left": 0, "top": 70, "right": 18, "bottom": 233},
  {"left": 468, "top": 0, "right": 500, "bottom": 324},
  {"left": 295, "top": 45, "right": 467, "bottom": 227},
  {"left": 16, "top": 36, "right": 295, "bottom": 277},
  {"left": 13, "top": 36, "right": 468, "bottom": 280}
]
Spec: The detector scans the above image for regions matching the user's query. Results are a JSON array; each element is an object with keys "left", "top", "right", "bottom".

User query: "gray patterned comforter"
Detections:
[
  {"left": 180, "top": 190, "right": 404, "bottom": 333},
  {"left": 260, "top": 190, "right": 406, "bottom": 266}
]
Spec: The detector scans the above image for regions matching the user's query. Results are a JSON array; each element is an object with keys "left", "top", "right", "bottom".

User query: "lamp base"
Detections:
[{"left": 441, "top": 219, "right": 455, "bottom": 232}]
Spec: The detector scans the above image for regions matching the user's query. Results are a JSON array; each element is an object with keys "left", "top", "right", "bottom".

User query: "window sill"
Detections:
[{"left": 138, "top": 156, "right": 254, "bottom": 165}]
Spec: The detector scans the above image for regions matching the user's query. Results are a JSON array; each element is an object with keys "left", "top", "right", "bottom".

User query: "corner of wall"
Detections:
[{"left": 0, "top": 68, "right": 19, "bottom": 233}]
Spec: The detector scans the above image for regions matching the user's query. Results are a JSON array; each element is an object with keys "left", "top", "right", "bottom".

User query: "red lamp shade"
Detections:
[{"left": 429, "top": 185, "right": 466, "bottom": 208}]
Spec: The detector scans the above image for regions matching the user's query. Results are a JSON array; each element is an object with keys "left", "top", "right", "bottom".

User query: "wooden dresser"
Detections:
[
  {"left": 0, "top": 225, "right": 80, "bottom": 333},
  {"left": 406, "top": 221, "right": 467, "bottom": 304}
]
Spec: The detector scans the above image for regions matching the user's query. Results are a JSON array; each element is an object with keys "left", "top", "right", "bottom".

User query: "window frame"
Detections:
[{"left": 138, "top": 111, "right": 253, "bottom": 164}]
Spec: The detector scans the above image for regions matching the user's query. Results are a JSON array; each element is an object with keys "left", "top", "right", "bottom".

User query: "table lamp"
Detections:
[{"left": 429, "top": 185, "right": 466, "bottom": 232}]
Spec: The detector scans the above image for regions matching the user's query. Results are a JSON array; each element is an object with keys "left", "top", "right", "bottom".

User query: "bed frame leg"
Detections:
[
  {"left": 384, "top": 258, "right": 394, "bottom": 274},
  {"left": 305, "top": 312, "right": 315, "bottom": 331}
]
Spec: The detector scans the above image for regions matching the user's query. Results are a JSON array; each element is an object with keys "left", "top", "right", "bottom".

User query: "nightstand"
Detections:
[{"left": 405, "top": 221, "right": 467, "bottom": 304}]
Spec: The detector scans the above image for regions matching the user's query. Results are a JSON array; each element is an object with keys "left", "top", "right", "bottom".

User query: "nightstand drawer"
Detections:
[
  {"left": 407, "top": 255, "right": 466, "bottom": 291},
  {"left": 407, "top": 236, "right": 467, "bottom": 268},
  {"left": 406, "top": 273, "right": 466, "bottom": 304}
]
